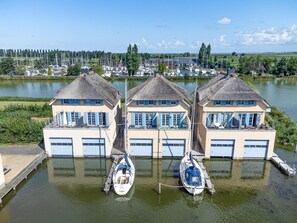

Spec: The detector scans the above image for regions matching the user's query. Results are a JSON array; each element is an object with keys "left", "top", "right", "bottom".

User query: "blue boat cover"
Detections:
[
  {"left": 185, "top": 166, "right": 202, "bottom": 186},
  {"left": 124, "top": 153, "right": 131, "bottom": 168}
]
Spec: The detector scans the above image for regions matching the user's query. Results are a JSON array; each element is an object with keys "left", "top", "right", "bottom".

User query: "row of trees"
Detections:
[
  {"left": 126, "top": 44, "right": 140, "bottom": 76},
  {"left": 238, "top": 56, "right": 297, "bottom": 76}
]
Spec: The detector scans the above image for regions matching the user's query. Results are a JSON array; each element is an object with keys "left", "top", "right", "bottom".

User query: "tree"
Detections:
[
  {"left": 0, "top": 57, "right": 15, "bottom": 75},
  {"left": 34, "top": 59, "right": 44, "bottom": 70},
  {"left": 158, "top": 63, "right": 167, "bottom": 75},
  {"left": 287, "top": 57, "right": 297, "bottom": 76},
  {"left": 16, "top": 65, "right": 26, "bottom": 75},
  {"left": 276, "top": 57, "right": 288, "bottom": 76},
  {"left": 47, "top": 67, "right": 52, "bottom": 76},
  {"left": 92, "top": 65, "right": 104, "bottom": 75},
  {"left": 126, "top": 44, "right": 133, "bottom": 76},
  {"left": 198, "top": 43, "right": 206, "bottom": 67},
  {"left": 67, "top": 63, "right": 81, "bottom": 76},
  {"left": 126, "top": 44, "right": 139, "bottom": 76},
  {"left": 132, "top": 44, "right": 140, "bottom": 75}
]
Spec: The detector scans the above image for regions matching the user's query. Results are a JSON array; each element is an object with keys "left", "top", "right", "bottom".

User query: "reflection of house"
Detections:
[
  {"left": 195, "top": 73, "right": 276, "bottom": 159},
  {"left": 43, "top": 74, "right": 122, "bottom": 157},
  {"left": 127, "top": 74, "right": 191, "bottom": 158},
  {"left": 205, "top": 160, "right": 271, "bottom": 188}
]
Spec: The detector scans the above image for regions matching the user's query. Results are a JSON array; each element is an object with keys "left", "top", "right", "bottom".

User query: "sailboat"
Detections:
[
  {"left": 179, "top": 152, "right": 205, "bottom": 195},
  {"left": 179, "top": 80, "right": 204, "bottom": 195},
  {"left": 112, "top": 78, "right": 135, "bottom": 195},
  {"left": 112, "top": 153, "right": 135, "bottom": 195}
]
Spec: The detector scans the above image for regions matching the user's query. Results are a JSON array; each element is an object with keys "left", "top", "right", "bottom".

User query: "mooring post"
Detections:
[{"left": 158, "top": 183, "right": 161, "bottom": 194}]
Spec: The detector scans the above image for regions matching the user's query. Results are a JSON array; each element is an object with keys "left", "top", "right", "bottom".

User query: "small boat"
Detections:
[
  {"left": 180, "top": 152, "right": 205, "bottom": 195},
  {"left": 112, "top": 153, "right": 135, "bottom": 195}
]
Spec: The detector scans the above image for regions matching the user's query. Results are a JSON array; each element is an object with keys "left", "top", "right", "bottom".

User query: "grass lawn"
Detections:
[{"left": 0, "top": 101, "right": 48, "bottom": 110}]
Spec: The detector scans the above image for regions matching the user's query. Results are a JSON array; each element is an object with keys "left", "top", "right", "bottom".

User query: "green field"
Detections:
[{"left": 0, "top": 101, "right": 48, "bottom": 110}]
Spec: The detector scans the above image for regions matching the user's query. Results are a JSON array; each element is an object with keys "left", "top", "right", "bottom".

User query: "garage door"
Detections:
[
  {"left": 50, "top": 138, "right": 73, "bottom": 156},
  {"left": 210, "top": 140, "right": 234, "bottom": 158},
  {"left": 82, "top": 138, "right": 105, "bottom": 157},
  {"left": 243, "top": 140, "right": 268, "bottom": 159},
  {"left": 130, "top": 139, "right": 153, "bottom": 157},
  {"left": 162, "top": 139, "right": 185, "bottom": 157}
]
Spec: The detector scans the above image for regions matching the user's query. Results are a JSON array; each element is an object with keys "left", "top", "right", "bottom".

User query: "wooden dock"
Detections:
[
  {"left": 0, "top": 152, "right": 47, "bottom": 204},
  {"left": 271, "top": 152, "right": 296, "bottom": 176},
  {"left": 103, "top": 156, "right": 119, "bottom": 193},
  {"left": 195, "top": 157, "right": 215, "bottom": 194}
]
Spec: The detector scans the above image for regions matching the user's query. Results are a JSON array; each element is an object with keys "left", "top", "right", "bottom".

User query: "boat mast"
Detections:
[
  {"left": 190, "top": 80, "right": 198, "bottom": 151},
  {"left": 125, "top": 78, "right": 128, "bottom": 154}
]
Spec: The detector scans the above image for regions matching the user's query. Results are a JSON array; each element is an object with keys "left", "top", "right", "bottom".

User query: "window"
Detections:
[
  {"left": 225, "top": 100, "right": 233, "bottom": 105},
  {"left": 84, "top": 99, "right": 102, "bottom": 105},
  {"left": 240, "top": 114, "right": 246, "bottom": 126},
  {"left": 98, "top": 112, "right": 106, "bottom": 126},
  {"left": 62, "top": 99, "right": 80, "bottom": 104},
  {"left": 161, "top": 113, "right": 170, "bottom": 126},
  {"left": 145, "top": 113, "right": 153, "bottom": 126},
  {"left": 161, "top": 100, "right": 167, "bottom": 105},
  {"left": 248, "top": 114, "right": 254, "bottom": 126},
  {"left": 88, "top": 112, "right": 96, "bottom": 126},
  {"left": 148, "top": 100, "right": 154, "bottom": 105},
  {"left": 214, "top": 100, "right": 221, "bottom": 105},
  {"left": 171, "top": 100, "right": 177, "bottom": 105},
  {"left": 237, "top": 100, "right": 244, "bottom": 105},
  {"left": 248, "top": 100, "right": 256, "bottom": 105},
  {"left": 67, "top": 112, "right": 79, "bottom": 123},
  {"left": 135, "top": 113, "right": 142, "bottom": 126},
  {"left": 172, "top": 113, "right": 181, "bottom": 126}
]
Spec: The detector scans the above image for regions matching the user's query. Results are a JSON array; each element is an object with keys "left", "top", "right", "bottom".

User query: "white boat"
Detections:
[
  {"left": 112, "top": 154, "right": 135, "bottom": 195},
  {"left": 180, "top": 152, "right": 205, "bottom": 195}
]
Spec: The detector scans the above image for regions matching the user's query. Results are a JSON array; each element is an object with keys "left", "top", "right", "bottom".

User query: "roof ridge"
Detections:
[
  {"left": 86, "top": 75, "right": 118, "bottom": 102},
  {"left": 160, "top": 76, "right": 189, "bottom": 100}
]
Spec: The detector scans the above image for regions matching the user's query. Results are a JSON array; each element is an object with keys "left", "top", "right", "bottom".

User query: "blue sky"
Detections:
[{"left": 0, "top": 0, "right": 297, "bottom": 53}]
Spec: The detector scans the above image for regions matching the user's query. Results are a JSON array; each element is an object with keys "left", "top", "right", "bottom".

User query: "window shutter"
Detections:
[
  {"left": 142, "top": 113, "right": 146, "bottom": 127},
  {"left": 214, "top": 101, "right": 216, "bottom": 106},
  {"left": 256, "top": 113, "right": 261, "bottom": 127},
  {"left": 245, "top": 113, "right": 250, "bottom": 126},
  {"left": 83, "top": 112, "right": 88, "bottom": 124},
  {"left": 159, "top": 113, "right": 163, "bottom": 126},
  {"left": 169, "top": 113, "right": 173, "bottom": 126},
  {"left": 152, "top": 113, "right": 157, "bottom": 127},
  {"left": 67, "top": 112, "right": 71, "bottom": 126},
  {"left": 61, "top": 99, "right": 64, "bottom": 104},
  {"left": 136, "top": 100, "right": 139, "bottom": 106},
  {"left": 131, "top": 113, "right": 135, "bottom": 126},
  {"left": 154, "top": 100, "right": 156, "bottom": 105},
  {"left": 176, "top": 100, "right": 179, "bottom": 105},
  {"left": 105, "top": 112, "right": 109, "bottom": 127},
  {"left": 180, "top": 113, "right": 184, "bottom": 127},
  {"left": 144, "top": 100, "right": 148, "bottom": 105},
  {"left": 95, "top": 112, "right": 99, "bottom": 126}
]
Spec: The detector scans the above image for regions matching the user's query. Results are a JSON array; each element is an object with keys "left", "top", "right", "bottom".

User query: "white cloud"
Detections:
[
  {"left": 237, "top": 24, "right": 297, "bottom": 45},
  {"left": 174, "top": 40, "right": 185, "bottom": 46},
  {"left": 218, "top": 17, "right": 231, "bottom": 25},
  {"left": 189, "top": 41, "right": 201, "bottom": 49},
  {"left": 213, "top": 35, "right": 229, "bottom": 47}
]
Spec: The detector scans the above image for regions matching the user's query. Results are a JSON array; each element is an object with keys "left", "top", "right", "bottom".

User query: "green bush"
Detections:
[
  {"left": 0, "top": 104, "right": 51, "bottom": 144},
  {"left": 266, "top": 106, "right": 297, "bottom": 145}
]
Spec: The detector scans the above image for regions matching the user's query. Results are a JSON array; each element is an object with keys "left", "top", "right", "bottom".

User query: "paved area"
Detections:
[{"left": 0, "top": 146, "right": 44, "bottom": 183}]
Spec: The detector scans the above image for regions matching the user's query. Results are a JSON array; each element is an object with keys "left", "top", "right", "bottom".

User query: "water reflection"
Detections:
[{"left": 205, "top": 159, "right": 271, "bottom": 189}]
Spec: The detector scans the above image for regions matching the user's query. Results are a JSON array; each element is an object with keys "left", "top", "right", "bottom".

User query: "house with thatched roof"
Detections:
[
  {"left": 43, "top": 74, "right": 122, "bottom": 157},
  {"left": 195, "top": 73, "right": 276, "bottom": 159},
  {"left": 126, "top": 74, "right": 191, "bottom": 158}
]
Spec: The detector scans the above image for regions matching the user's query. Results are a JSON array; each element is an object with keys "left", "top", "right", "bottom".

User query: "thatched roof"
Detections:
[
  {"left": 197, "top": 73, "right": 267, "bottom": 105},
  {"left": 128, "top": 74, "right": 190, "bottom": 103},
  {"left": 54, "top": 74, "right": 121, "bottom": 106}
]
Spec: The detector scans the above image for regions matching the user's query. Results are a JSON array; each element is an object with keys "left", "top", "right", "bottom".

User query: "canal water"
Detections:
[
  {"left": 0, "top": 78, "right": 296, "bottom": 121},
  {"left": 0, "top": 148, "right": 296, "bottom": 223}
]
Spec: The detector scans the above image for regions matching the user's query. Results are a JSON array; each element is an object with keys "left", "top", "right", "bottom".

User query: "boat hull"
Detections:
[
  {"left": 179, "top": 155, "right": 205, "bottom": 195},
  {"left": 112, "top": 156, "right": 135, "bottom": 196}
]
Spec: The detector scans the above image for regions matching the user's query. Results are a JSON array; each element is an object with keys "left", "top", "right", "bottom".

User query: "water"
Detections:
[
  {"left": 0, "top": 148, "right": 296, "bottom": 223},
  {"left": 0, "top": 78, "right": 296, "bottom": 121}
]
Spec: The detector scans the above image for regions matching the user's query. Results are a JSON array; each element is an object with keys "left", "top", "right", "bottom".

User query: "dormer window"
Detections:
[
  {"left": 61, "top": 99, "right": 80, "bottom": 104},
  {"left": 84, "top": 99, "right": 103, "bottom": 105}
]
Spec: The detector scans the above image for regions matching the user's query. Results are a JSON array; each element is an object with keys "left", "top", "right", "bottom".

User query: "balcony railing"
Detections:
[
  {"left": 129, "top": 123, "right": 189, "bottom": 130},
  {"left": 205, "top": 123, "right": 274, "bottom": 131},
  {"left": 45, "top": 121, "right": 108, "bottom": 129}
]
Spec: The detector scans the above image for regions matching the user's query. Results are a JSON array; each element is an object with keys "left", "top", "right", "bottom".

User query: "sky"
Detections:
[{"left": 0, "top": 0, "right": 297, "bottom": 53}]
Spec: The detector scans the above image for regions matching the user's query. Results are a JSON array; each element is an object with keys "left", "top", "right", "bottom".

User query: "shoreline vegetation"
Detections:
[
  {"left": 0, "top": 97, "right": 296, "bottom": 149},
  {"left": 0, "top": 74, "right": 296, "bottom": 82}
]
